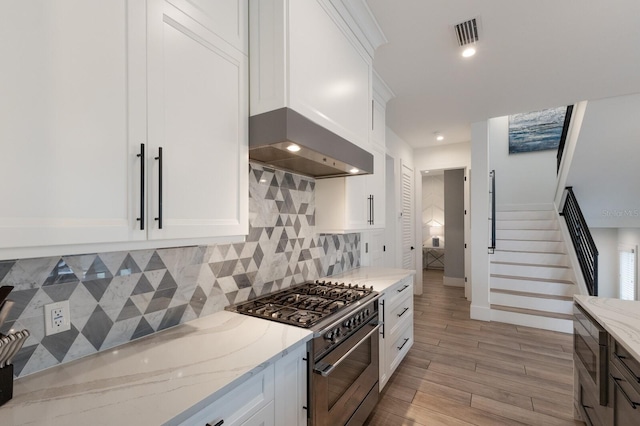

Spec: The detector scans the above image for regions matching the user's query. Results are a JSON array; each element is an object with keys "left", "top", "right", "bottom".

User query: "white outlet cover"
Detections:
[{"left": 44, "top": 300, "right": 71, "bottom": 335}]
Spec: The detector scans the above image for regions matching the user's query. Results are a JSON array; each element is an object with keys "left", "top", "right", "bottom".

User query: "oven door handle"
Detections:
[{"left": 313, "top": 323, "right": 381, "bottom": 377}]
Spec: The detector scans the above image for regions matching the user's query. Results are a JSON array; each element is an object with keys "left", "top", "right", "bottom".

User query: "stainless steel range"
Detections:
[{"left": 228, "top": 280, "right": 380, "bottom": 426}]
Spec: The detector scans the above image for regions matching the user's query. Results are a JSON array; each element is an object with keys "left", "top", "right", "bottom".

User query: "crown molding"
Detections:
[{"left": 328, "top": 0, "right": 387, "bottom": 58}]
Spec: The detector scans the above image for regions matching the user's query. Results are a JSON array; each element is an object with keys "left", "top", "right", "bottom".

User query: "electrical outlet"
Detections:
[{"left": 44, "top": 300, "right": 71, "bottom": 335}]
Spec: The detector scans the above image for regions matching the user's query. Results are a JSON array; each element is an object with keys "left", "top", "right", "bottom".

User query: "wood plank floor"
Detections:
[{"left": 365, "top": 269, "right": 583, "bottom": 426}]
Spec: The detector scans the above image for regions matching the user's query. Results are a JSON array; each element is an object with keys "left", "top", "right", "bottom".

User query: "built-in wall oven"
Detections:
[
  {"left": 574, "top": 303, "right": 610, "bottom": 425},
  {"left": 228, "top": 280, "right": 380, "bottom": 425}
]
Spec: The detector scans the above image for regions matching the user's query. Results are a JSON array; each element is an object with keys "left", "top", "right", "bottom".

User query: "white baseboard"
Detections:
[
  {"left": 470, "top": 304, "right": 491, "bottom": 321},
  {"left": 443, "top": 276, "right": 464, "bottom": 287},
  {"left": 497, "top": 203, "right": 554, "bottom": 212}
]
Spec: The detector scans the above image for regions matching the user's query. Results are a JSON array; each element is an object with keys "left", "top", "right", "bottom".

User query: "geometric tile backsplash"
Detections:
[{"left": 0, "top": 163, "right": 360, "bottom": 378}]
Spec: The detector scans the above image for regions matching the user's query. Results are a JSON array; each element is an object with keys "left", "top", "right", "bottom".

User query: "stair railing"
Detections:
[
  {"left": 560, "top": 186, "right": 598, "bottom": 295},
  {"left": 488, "top": 170, "right": 496, "bottom": 254},
  {"left": 556, "top": 105, "right": 574, "bottom": 173}
]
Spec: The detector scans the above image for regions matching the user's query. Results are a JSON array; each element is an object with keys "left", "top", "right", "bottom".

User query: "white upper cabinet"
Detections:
[
  {"left": 147, "top": 0, "right": 248, "bottom": 240},
  {"left": 163, "top": 0, "right": 248, "bottom": 54},
  {"left": 250, "top": 0, "right": 372, "bottom": 149},
  {"left": 0, "top": 1, "right": 142, "bottom": 256},
  {"left": 0, "top": 0, "right": 248, "bottom": 259}
]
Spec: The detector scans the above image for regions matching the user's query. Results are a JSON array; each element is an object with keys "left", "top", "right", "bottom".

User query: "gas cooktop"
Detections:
[{"left": 229, "top": 280, "right": 375, "bottom": 328}]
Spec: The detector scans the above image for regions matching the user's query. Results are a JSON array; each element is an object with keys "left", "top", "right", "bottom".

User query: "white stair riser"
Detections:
[
  {"left": 490, "top": 292, "right": 573, "bottom": 314},
  {"left": 491, "top": 276, "right": 575, "bottom": 297},
  {"left": 491, "top": 263, "right": 573, "bottom": 281},
  {"left": 497, "top": 240, "right": 566, "bottom": 252},
  {"left": 497, "top": 229, "right": 562, "bottom": 241},
  {"left": 490, "top": 310, "right": 573, "bottom": 334},
  {"left": 496, "top": 210, "right": 556, "bottom": 220},
  {"left": 492, "top": 251, "right": 568, "bottom": 266},
  {"left": 496, "top": 220, "right": 558, "bottom": 231}
]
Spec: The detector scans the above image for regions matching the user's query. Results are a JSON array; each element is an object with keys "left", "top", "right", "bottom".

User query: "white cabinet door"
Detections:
[
  {"left": 0, "top": 0, "right": 145, "bottom": 256},
  {"left": 274, "top": 343, "right": 308, "bottom": 426},
  {"left": 147, "top": 0, "right": 248, "bottom": 240},
  {"left": 250, "top": 0, "right": 371, "bottom": 149}
]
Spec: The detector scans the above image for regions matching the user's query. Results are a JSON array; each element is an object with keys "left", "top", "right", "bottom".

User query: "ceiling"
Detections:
[{"left": 366, "top": 0, "right": 640, "bottom": 149}]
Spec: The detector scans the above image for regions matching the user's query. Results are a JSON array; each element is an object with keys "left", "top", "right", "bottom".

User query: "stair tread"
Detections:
[
  {"left": 491, "top": 304, "right": 574, "bottom": 320},
  {"left": 491, "top": 274, "right": 575, "bottom": 285},
  {"left": 491, "top": 261, "right": 570, "bottom": 269},
  {"left": 494, "top": 249, "right": 567, "bottom": 255},
  {"left": 496, "top": 238, "right": 563, "bottom": 242},
  {"left": 490, "top": 288, "right": 574, "bottom": 301}
]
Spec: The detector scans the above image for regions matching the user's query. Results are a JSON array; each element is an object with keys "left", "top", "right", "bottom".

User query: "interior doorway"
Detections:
[{"left": 420, "top": 168, "right": 467, "bottom": 290}]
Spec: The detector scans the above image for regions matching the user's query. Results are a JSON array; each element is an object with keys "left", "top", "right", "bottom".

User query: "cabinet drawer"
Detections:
[
  {"left": 386, "top": 277, "right": 413, "bottom": 308},
  {"left": 387, "top": 292, "right": 413, "bottom": 337},
  {"left": 611, "top": 338, "right": 640, "bottom": 396},
  {"left": 387, "top": 323, "right": 413, "bottom": 375},
  {"left": 176, "top": 365, "right": 274, "bottom": 426},
  {"left": 611, "top": 361, "right": 640, "bottom": 426},
  {"left": 576, "top": 359, "right": 611, "bottom": 426}
]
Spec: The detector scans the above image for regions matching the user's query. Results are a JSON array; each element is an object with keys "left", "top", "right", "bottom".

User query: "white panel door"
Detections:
[
  {"left": 0, "top": 0, "right": 145, "bottom": 256},
  {"left": 147, "top": 0, "right": 248, "bottom": 240},
  {"left": 401, "top": 162, "right": 416, "bottom": 270},
  {"left": 345, "top": 175, "right": 369, "bottom": 230}
]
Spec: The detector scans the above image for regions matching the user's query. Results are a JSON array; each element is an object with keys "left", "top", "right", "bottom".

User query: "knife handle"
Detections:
[{"left": 7, "top": 329, "right": 31, "bottom": 365}]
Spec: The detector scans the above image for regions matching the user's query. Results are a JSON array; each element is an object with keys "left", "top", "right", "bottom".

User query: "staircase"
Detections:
[{"left": 490, "top": 209, "right": 576, "bottom": 333}]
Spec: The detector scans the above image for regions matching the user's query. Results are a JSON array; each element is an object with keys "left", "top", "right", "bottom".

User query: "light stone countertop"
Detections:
[
  {"left": 0, "top": 310, "right": 312, "bottom": 426},
  {"left": 574, "top": 295, "right": 640, "bottom": 361},
  {"left": 327, "top": 267, "right": 416, "bottom": 294}
]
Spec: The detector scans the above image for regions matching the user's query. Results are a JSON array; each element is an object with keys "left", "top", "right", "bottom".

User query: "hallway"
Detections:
[{"left": 366, "top": 270, "right": 581, "bottom": 425}]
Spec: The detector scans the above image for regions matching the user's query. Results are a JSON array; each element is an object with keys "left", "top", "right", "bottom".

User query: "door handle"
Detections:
[{"left": 136, "top": 143, "right": 145, "bottom": 230}]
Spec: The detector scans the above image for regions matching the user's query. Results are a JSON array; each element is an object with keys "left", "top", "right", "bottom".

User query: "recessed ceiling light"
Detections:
[
  {"left": 349, "top": 168, "right": 359, "bottom": 174},
  {"left": 286, "top": 144, "right": 301, "bottom": 152},
  {"left": 434, "top": 132, "right": 444, "bottom": 141},
  {"left": 423, "top": 170, "right": 430, "bottom": 174},
  {"left": 462, "top": 46, "right": 476, "bottom": 58}
]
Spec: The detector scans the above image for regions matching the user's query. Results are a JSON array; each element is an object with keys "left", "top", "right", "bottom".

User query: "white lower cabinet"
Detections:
[
  {"left": 274, "top": 343, "right": 308, "bottom": 425},
  {"left": 379, "top": 276, "right": 414, "bottom": 390},
  {"left": 178, "top": 365, "right": 274, "bottom": 426},
  {"left": 177, "top": 342, "right": 307, "bottom": 426}
]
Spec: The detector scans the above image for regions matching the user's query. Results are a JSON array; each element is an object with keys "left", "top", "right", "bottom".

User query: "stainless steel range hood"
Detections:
[{"left": 249, "top": 108, "right": 373, "bottom": 179}]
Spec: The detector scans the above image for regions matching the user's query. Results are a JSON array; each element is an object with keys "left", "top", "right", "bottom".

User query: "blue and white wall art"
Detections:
[{"left": 508, "top": 106, "right": 569, "bottom": 154}]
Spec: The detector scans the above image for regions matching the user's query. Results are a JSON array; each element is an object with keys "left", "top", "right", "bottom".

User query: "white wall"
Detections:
[
  {"left": 414, "top": 141, "right": 471, "bottom": 171},
  {"left": 470, "top": 121, "right": 490, "bottom": 320},
  {"left": 590, "top": 228, "right": 619, "bottom": 298},
  {"left": 488, "top": 116, "right": 557, "bottom": 210}
]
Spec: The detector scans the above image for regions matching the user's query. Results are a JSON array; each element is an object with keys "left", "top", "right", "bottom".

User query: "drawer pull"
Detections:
[
  {"left": 611, "top": 375, "right": 640, "bottom": 409},
  {"left": 397, "top": 307, "right": 409, "bottom": 318},
  {"left": 206, "top": 421, "right": 224, "bottom": 426},
  {"left": 615, "top": 352, "right": 640, "bottom": 383},
  {"left": 397, "top": 337, "right": 410, "bottom": 351},
  {"left": 397, "top": 284, "right": 409, "bottom": 293}
]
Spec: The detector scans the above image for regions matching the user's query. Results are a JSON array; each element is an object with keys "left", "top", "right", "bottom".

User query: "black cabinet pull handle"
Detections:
[
  {"left": 155, "top": 147, "right": 163, "bottom": 229},
  {"left": 371, "top": 194, "right": 374, "bottom": 225},
  {"left": 206, "top": 421, "right": 223, "bottom": 426},
  {"left": 136, "top": 143, "right": 145, "bottom": 230},
  {"left": 380, "top": 300, "right": 385, "bottom": 338},
  {"left": 397, "top": 307, "right": 409, "bottom": 318},
  {"left": 397, "top": 337, "right": 410, "bottom": 351},
  {"left": 611, "top": 374, "right": 640, "bottom": 409},
  {"left": 397, "top": 284, "right": 409, "bottom": 293}
]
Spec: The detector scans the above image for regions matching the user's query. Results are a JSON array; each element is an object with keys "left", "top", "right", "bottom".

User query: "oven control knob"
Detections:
[
  {"left": 364, "top": 309, "right": 370, "bottom": 317},
  {"left": 325, "top": 331, "right": 334, "bottom": 341},
  {"left": 335, "top": 328, "right": 341, "bottom": 337}
]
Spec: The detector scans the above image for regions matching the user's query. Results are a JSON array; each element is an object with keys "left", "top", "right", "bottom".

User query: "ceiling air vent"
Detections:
[{"left": 453, "top": 18, "right": 479, "bottom": 47}]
